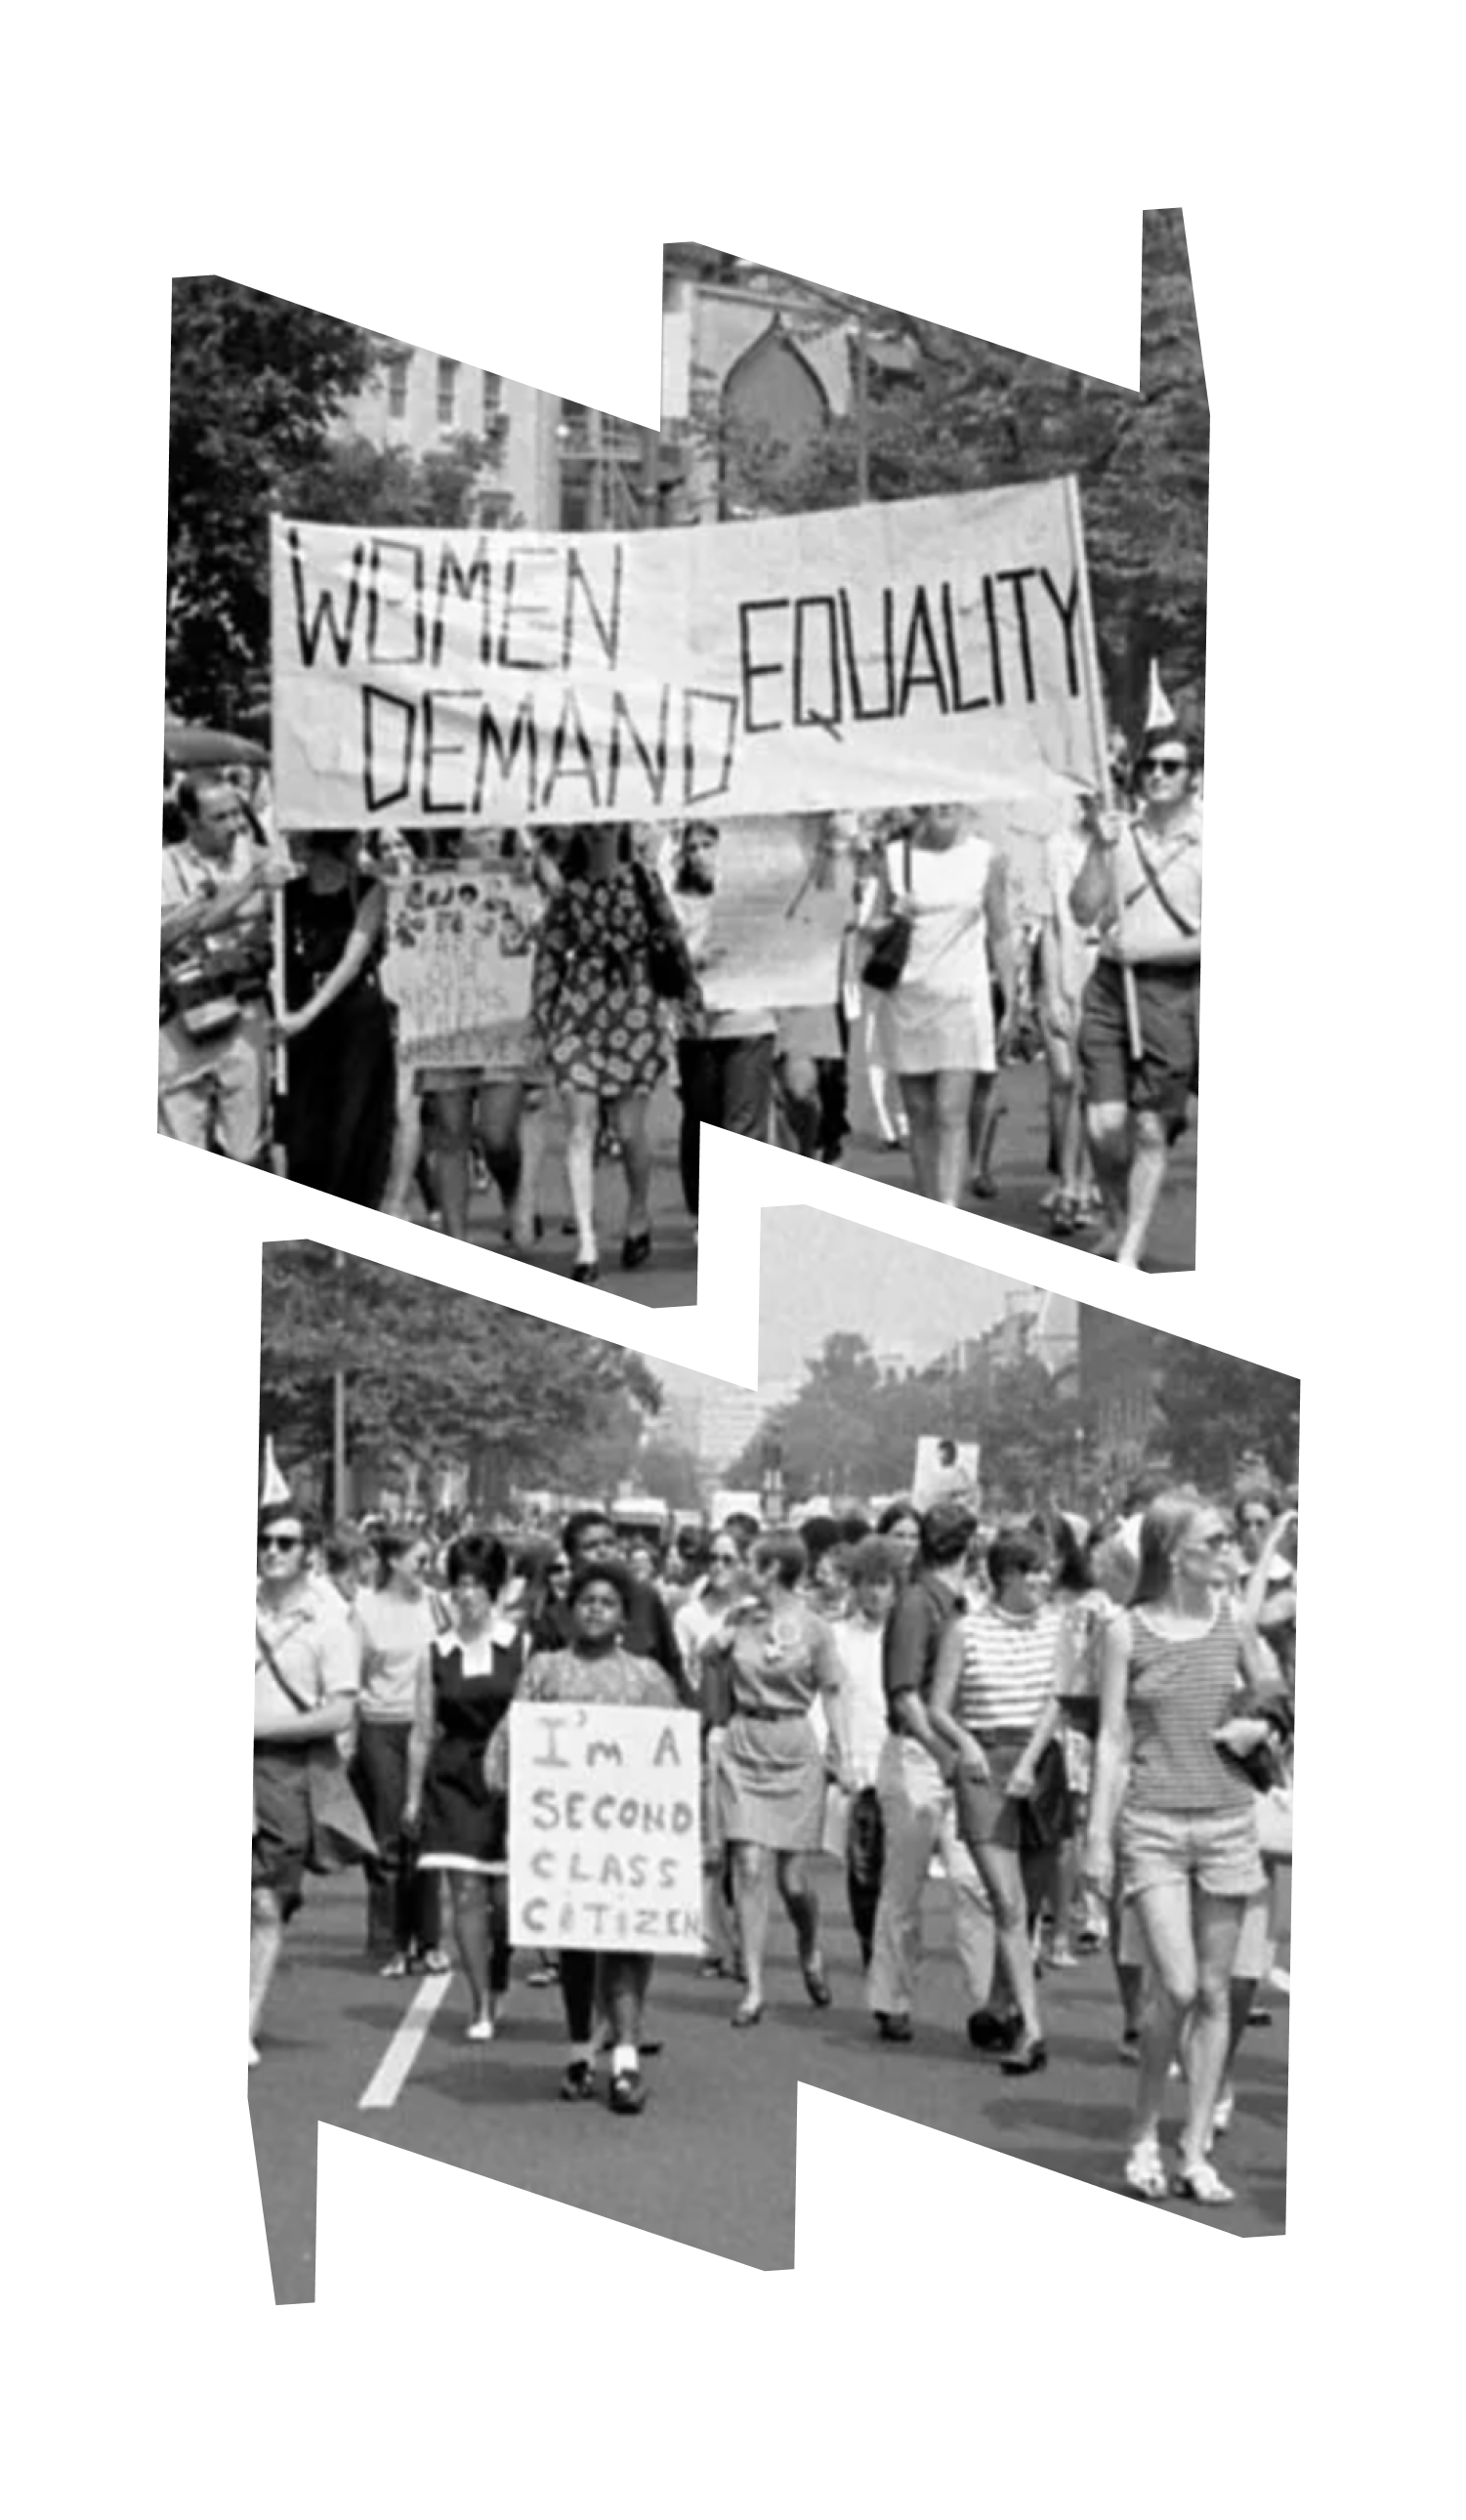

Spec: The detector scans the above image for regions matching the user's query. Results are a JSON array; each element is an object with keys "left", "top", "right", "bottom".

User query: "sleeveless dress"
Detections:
[
  {"left": 531, "top": 865, "right": 670, "bottom": 1096},
  {"left": 283, "top": 874, "right": 397, "bottom": 1204},
  {"left": 875, "top": 834, "right": 997, "bottom": 1076},
  {"left": 711, "top": 1602, "right": 840, "bottom": 1851},
  {"left": 417, "top": 1629, "right": 524, "bottom": 1874}
]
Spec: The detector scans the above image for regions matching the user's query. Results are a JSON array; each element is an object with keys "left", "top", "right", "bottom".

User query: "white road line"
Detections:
[{"left": 357, "top": 1971, "right": 455, "bottom": 2111}]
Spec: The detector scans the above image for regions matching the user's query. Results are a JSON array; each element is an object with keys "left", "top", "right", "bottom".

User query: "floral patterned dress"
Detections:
[{"left": 531, "top": 865, "right": 670, "bottom": 1097}]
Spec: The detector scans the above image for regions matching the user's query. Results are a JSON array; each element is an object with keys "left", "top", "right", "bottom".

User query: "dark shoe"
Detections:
[
  {"left": 1118, "top": 2024, "right": 1143, "bottom": 2059},
  {"left": 1001, "top": 2034, "right": 1049, "bottom": 2077},
  {"left": 620, "top": 1230, "right": 652, "bottom": 1272},
  {"left": 560, "top": 2060, "right": 596, "bottom": 2102},
  {"left": 967, "top": 2008, "right": 1018, "bottom": 2052},
  {"left": 731, "top": 1997, "right": 765, "bottom": 2030},
  {"left": 570, "top": 1258, "right": 600, "bottom": 1285},
  {"left": 801, "top": 1952, "right": 833, "bottom": 2009},
  {"left": 608, "top": 2069, "right": 647, "bottom": 2116},
  {"left": 874, "top": 2011, "right": 913, "bottom": 2044}
]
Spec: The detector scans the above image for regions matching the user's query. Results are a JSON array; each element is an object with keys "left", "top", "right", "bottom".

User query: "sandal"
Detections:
[
  {"left": 1123, "top": 2137, "right": 1168, "bottom": 2202},
  {"left": 1171, "top": 2159, "right": 1236, "bottom": 2207}
]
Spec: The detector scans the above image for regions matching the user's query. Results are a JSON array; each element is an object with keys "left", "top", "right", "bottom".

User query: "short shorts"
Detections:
[
  {"left": 1118, "top": 1799, "right": 1265, "bottom": 1903},
  {"left": 252, "top": 1747, "right": 314, "bottom": 1916},
  {"left": 1078, "top": 958, "right": 1199, "bottom": 1137},
  {"left": 954, "top": 1735, "right": 1031, "bottom": 1852}
]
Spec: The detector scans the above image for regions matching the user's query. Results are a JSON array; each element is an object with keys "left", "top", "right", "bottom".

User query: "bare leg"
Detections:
[
  {"left": 731, "top": 1843, "right": 774, "bottom": 2009},
  {"left": 449, "top": 1874, "right": 491, "bottom": 2027},
  {"left": 1129, "top": 1881, "right": 1197, "bottom": 2146},
  {"left": 477, "top": 1082, "right": 524, "bottom": 1233},
  {"left": 432, "top": 1085, "right": 473, "bottom": 1241},
  {"left": 970, "top": 1840, "right": 1043, "bottom": 2040},
  {"left": 383, "top": 1073, "right": 424, "bottom": 1218},
  {"left": 249, "top": 1887, "right": 284, "bottom": 2043},
  {"left": 1116, "top": 1109, "right": 1169, "bottom": 1270},
  {"left": 967, "top": 1071, "right": 999, "bottom": 1192},
  {"left": 934, "top": 1068, "right": 978, "bottom": 1205},
  {"left": 900, "top": 1072, "right": 939, "bottom": 1199},
  {"left": 564, "top": 1088, "right": 600, "bottom": 1267},
  {"left": 1083, "top": 1101, "right": 1131, "bottom": 1254},
  {"left": 775, "top": 1851, "right": 820, "bottom": 1964},
  {"left": 1179, "top": 1891, "right": 1245, "bottom": 2168},
  {"left": 513, "top": 1085, "right": 548, "bottom": 1244},
  {"left": 612, "top": 1090, "right": 652, "bottom": 1239}
]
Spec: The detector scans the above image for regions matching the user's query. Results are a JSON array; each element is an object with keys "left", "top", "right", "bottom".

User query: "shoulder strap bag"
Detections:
[
  {"left": 255, "top": 1619, "right": 378, "bottom": 1872},
  {"left": 860, "top": 837, "right": 916, "bottom": 991}
]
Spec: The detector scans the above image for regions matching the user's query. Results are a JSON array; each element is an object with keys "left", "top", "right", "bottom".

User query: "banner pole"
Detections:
[{"left": 1063, "top": 475, "right": 1143, "bottom": 1063}]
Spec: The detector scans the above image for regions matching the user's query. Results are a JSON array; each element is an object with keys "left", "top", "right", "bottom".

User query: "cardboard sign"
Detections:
[
  {"left": 380, "top": 853, "right": 540, "bottom": 1070},
  {"left": 507, "top": 1701, "right": 702, "bottom": 1954},
  {"left": 271, "top": 480, "right": 1104, "bottom": 828},
  {"left": 912, "top": 1437, "right": 981, "bottom": 1510}
]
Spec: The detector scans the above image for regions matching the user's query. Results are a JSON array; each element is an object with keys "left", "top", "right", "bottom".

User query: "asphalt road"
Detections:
[
  {"left": 438, "top": 1053, "right": 1197, "bottom": 1308},
  {"left": 250, "top": 1857, "right": 1284, "bottom": 2301}
]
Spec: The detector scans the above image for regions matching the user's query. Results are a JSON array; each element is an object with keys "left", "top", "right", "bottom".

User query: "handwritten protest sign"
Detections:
[
  {"left": 271, "top": 480, "right": 1104, "bottom": 829},
  {"left": 507, "top": 1702, "right": 702, "bottom": 1954},
  {"left": 682, "top": 816, "right": 851, "bottom": 1013},
  {"left": 380, "top": 846, "right": 540, "bottom": 1071},
  {"left": 912, "top": 1437, "right": 982, "bottom": 1510}
]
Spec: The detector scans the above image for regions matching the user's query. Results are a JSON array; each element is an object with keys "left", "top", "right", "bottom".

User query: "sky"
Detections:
[{"left": 655, "top": 1209, "right": 1076, "bottom": 1409}]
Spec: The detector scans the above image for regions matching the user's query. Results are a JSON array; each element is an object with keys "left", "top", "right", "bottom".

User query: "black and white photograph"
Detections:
[
  {"left": 164, "top": 220, "right": 1204, "bottom": 1296},
  {"left": 251, "top": 1213, "right": 1293, "bottom": 2298}
]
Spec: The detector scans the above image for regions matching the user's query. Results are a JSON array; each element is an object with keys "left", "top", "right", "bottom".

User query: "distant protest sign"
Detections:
[
  {"left": 507, "top": 1702, "right": 702, "bottom": 1954},
  {"left": 687, "top": 816, "right": 850, "bottom": 1014},
  {"left": 380, "top": 844, "right": 540, "bottom": 1071},
  {"left": 270, "top": 480, "right": 1105, "bottom": 829}
]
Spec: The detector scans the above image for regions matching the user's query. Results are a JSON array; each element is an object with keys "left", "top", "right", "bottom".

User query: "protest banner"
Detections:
[
  {"left": 271, "top": 479, "right": 1106, "bottom": 829},
  {"left": 507, "top": 1701, "right": 702, "bottom": 1954},
  {"left": 380, "top": 839, "right": 540, "bottom": 1071},
  {"left": 912, "top": 1437, "right": 981, "bottom": 1510}
]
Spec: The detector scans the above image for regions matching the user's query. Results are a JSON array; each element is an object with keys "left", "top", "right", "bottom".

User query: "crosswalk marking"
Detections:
[{"left": 357, "top": 1970, "right": 455, "bottom": 2111}]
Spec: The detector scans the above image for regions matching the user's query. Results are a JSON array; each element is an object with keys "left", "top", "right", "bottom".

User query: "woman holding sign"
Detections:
[
  {"left": 530, "top": 825, "right": 675, "bottom": 1283},
  {"left": 704, "top": 1533, "right": 850, "bottom": 2029},
  {"left": 511, "top": 1561, "right": 681, "bottom": 2116}
]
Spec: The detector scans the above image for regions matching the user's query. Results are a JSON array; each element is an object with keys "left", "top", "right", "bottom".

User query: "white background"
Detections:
[{"left": 9, "top": 5, "right": 1451, "bottom": 2511}]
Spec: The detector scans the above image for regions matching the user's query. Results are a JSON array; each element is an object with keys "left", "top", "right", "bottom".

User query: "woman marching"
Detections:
[
  {"left": 352, "top": 1525, "right": 452, "bottom": 1977},
  {"left": 1081, "top": 1492, "right": 1283, "bottom": 2205},
  {"left": 929, "top": 1527, "right": 1064, "bottom": 2076},
  {"left": 402, "top": 1533, "right": 526, "bottom": 2043},
  {"left": 703, "top": 1534, "right": 850, "bottom": 2029},
  {"left": 501, "top": 1559, "right": 682, "bottom": 2114},
  {"left": 277, "top": 830, "right": 397, "bottom": 1206},
  {"left": 530, "top": 825, "right": 678, "bottom": 1283}
]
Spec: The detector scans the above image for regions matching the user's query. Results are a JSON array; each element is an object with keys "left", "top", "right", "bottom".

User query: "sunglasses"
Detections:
[
  {"left": 260, "top": 1533, "right": 304, "bottom": 1553},
  {"left": 1143, "top": 756, "right": 1189, "bottom": 776}
]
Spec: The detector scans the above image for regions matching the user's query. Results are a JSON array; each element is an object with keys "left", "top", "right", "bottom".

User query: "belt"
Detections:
[{"left": 735, "top": 1706, "right": 803, "bottom": 1723}]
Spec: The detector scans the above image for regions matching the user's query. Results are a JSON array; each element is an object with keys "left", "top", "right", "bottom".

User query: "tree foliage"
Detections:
[
  {"left": 1152, "top": 1343, "right": 1301, "bottom": 1494},
  {"left": 168, "top": 283, "right": 509, "bottom": 728},
  {"left": 727, "top": 1332, "right": 1083, "bottom": 1515},
  {"left": 260, "top": 1245, "right": 662, "bottom": 1508},
  {"left": 703, "top": 211, "right": 1207, "bottom": 737},
  {"left": 168, "top": 281, "right": 379, "bottom": 726}
]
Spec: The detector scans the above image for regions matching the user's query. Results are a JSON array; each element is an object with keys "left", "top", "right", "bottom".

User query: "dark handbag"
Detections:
[
  {"left": 632, "top": 858, "right": 698, "bottom": 1002},
  {"left": 1019, "top": 1738, "right": 1074, "bottom": 1855},
  {"left": 861, "top": 839, "right": 915, "bottom": 991},
  {"left": 255, "top": 1623, "right": 379, "bottom": 1873}
]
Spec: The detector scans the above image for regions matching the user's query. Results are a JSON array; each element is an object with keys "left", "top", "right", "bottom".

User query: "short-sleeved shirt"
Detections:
[
  {"left": 1099, "top": 805, "right": 1202, "bottom": 965},
  {"left": 255, "top": 1587, "right": 361, "bottom": 1729},
  {"left": 353, "top": 1587, "right": 443, "bottom": 1722},
  {"left": 717, "top": 1600, "right": 840, "bottom": 1720},
  {"left": 955, "top": 1600, "right": 1062, "bottom": 1736},
  {"left": 519, "top": 1646, "right": 679, "bottom": 1712},
  {"left": 882, "top": 1566, "right": 966, "bottom": 1728}
]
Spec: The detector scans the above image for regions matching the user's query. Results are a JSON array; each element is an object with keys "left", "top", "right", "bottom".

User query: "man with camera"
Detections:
[{"left": 159, "top": 777, "right": 287, "bottom": 1163}]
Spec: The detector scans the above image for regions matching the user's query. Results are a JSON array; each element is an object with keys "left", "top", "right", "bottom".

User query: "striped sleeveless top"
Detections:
[
  {"left": 1125, "top": 1598, "right": 1250, "bottom": 1815},
  {"left": 956, "top": 1601, "right": 1061, "bottom": 1735}
]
